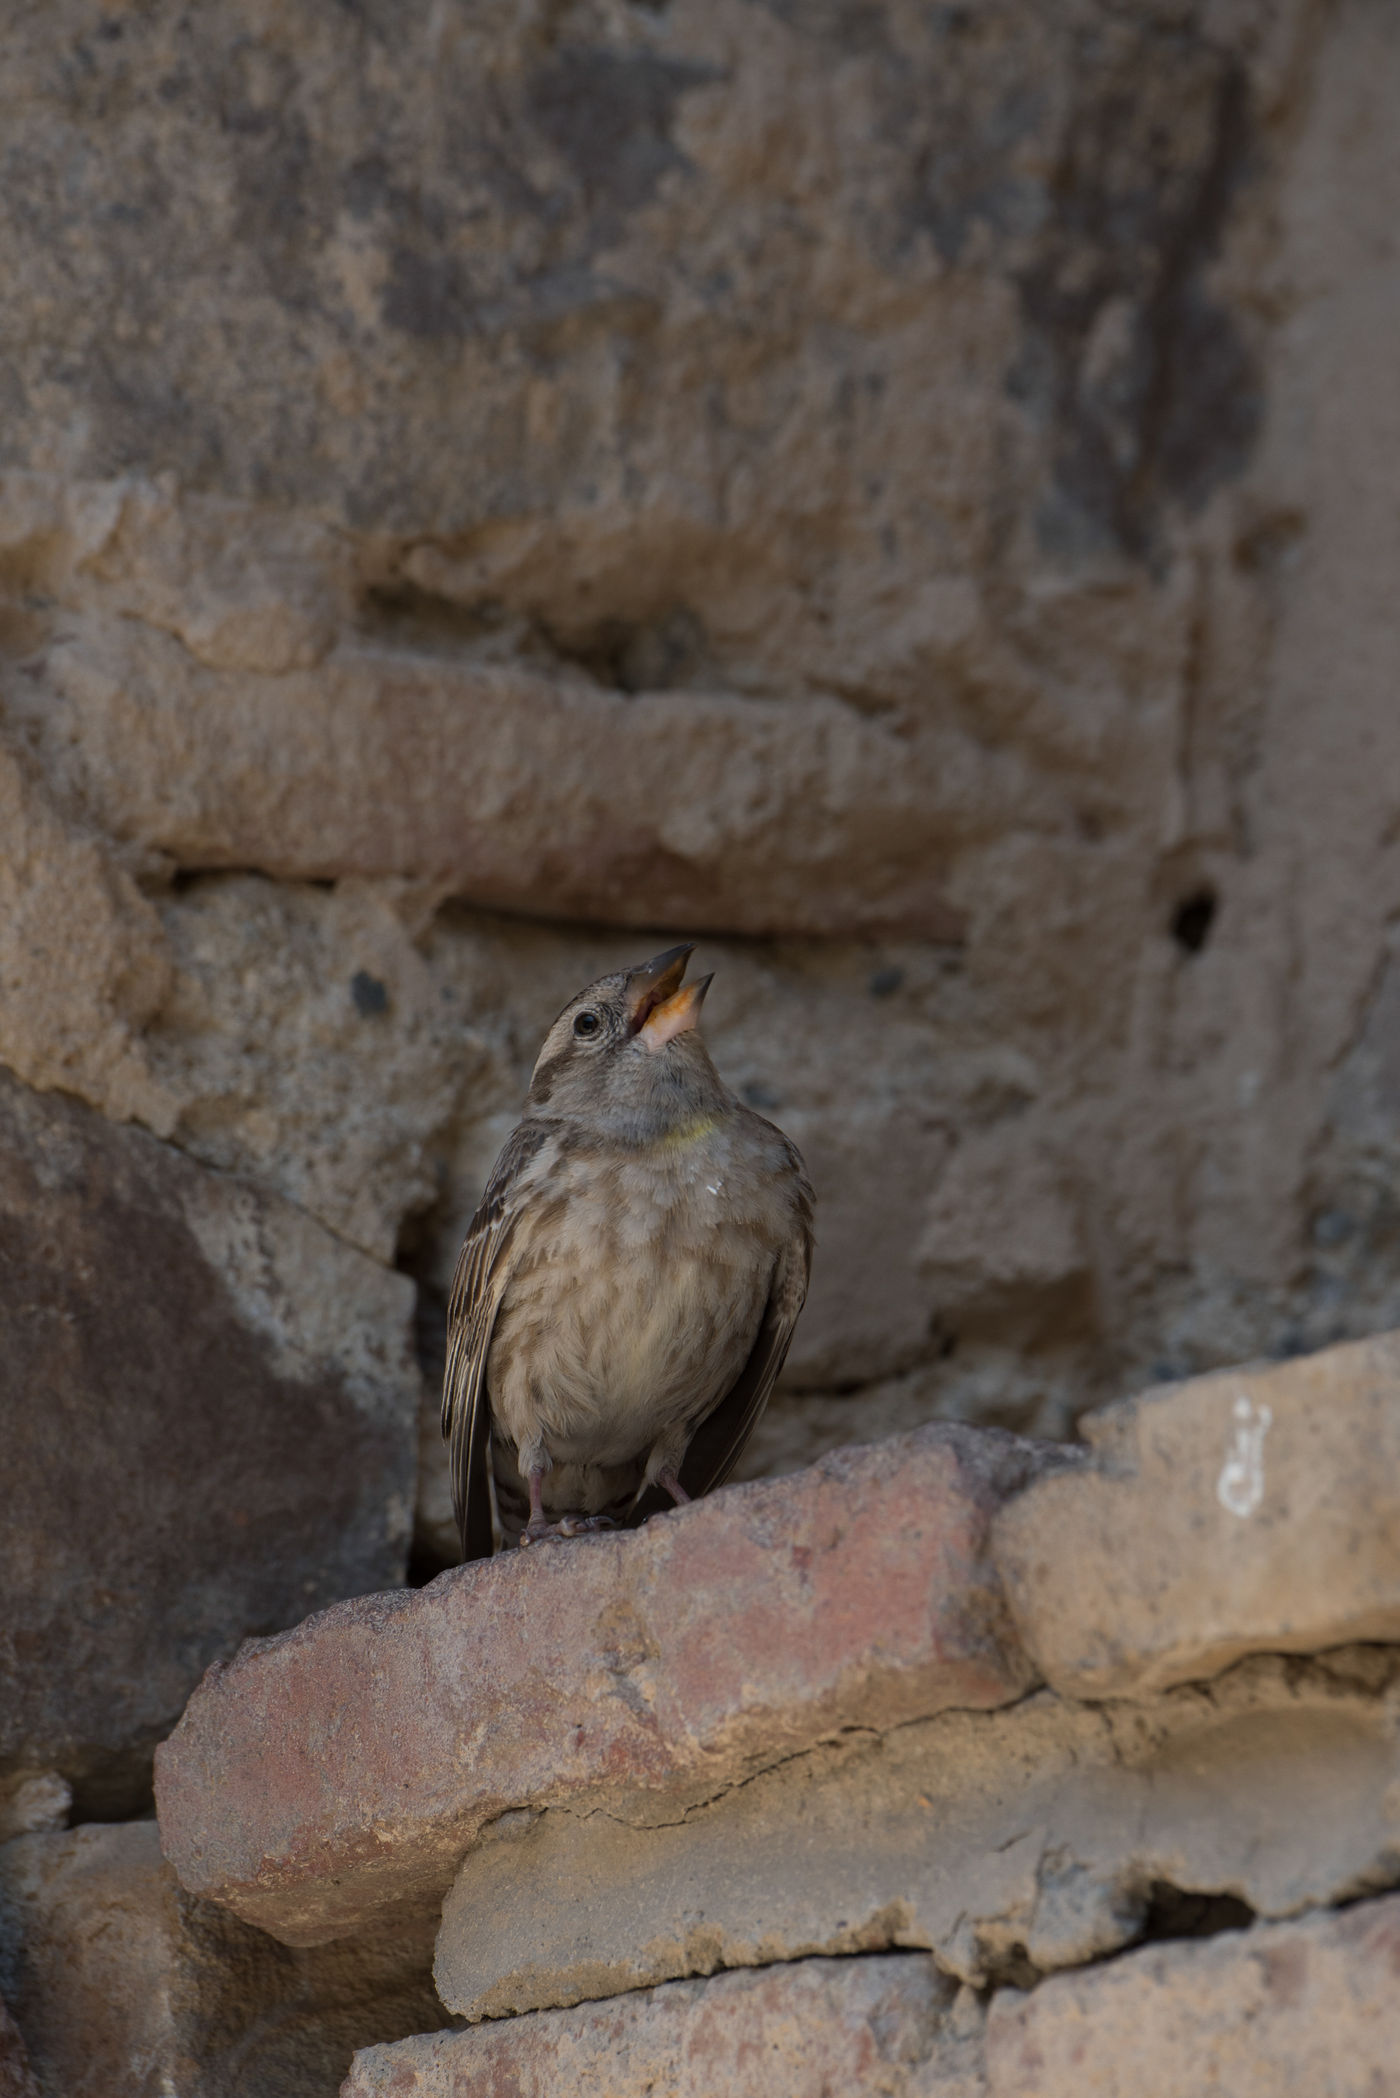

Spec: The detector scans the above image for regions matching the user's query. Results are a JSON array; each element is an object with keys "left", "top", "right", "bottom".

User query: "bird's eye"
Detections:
[{"left": 573, "top": 1010, "right": 602, "bottom": 1039}]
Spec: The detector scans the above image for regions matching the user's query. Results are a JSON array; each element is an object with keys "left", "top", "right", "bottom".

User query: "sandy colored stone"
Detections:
[
  {"left": 0, "top": 3, "right": 1274, "bottom": 683},
  {"left": 435, "top": 1648, "right": 1400, "bottom": 2017},
  {"left": 156, "top": 1425, "right": 1055, "bottom": 1946},
  {"left": 994, "top": 1334, "right": 1400, "bottom": 1699},
  {"left": 0, "top": 731, "right": 172, "bottom": 1132},
  {"left": 0, "top": 0, "right": 1390, "bottom": 1516},
  {"left": 346, "top": 1953, "right": 985, "bottom": 2098},
  {"left": 24, "top": 606, "right": 976, "bottom": 940},
  {"left": 985, "top": 1890, "right": 1400, "bottom": 2097},
  {"left": 146, "top": 873, "right": 498, "bottom": 1265},
  {"left": 0, "top": 0, "right": 1389, "bottom": 1475},
  {"left": 0, "top": 472, "right": 349, "bottom": 678},
  {"left": 0, "top": 1822, "right": 447, "bottom": 2098},
  {"left": 0, "top": 0, "right": 1385, "bottom": 1570},
  {"left": 0, "top": 1067, "right": 417, "bottom": 1817},
  {"left": 4, "top": 31, "right": 1400, "bottom": 2098}
]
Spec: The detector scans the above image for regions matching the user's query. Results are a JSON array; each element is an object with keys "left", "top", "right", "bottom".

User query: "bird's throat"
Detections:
[{"left": 655, "top": 1112, "right": 724, "bottom": 1150}]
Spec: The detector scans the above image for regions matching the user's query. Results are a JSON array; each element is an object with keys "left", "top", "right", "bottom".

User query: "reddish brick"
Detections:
[
  {"left": 342, "top": 1953, "right": 985, "bottom": 2098},
  {"left": 156, "top": 1426, "right": 1057, "bottom": 1945}
]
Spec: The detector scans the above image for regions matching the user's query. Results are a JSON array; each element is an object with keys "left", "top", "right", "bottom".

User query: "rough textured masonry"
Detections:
[
  {"left": 0, "top": 0, "right": 1397, "bottom": 1562},
  {"left": 0, "top": 1335, "right": 1390, "bottom": 2089},
  {"left": 995, "top": 1331, "right": 1400, "bottom": 1694},
  {"left": 347, "top": 1897, "right": 1400, "bottom": 2098},
  {"left": 156, "top": 1426, "right": 1055, "bottom": 1944},
  {"left": 5, "top": 0, "right": 1400, "bottom": 2092},
  {"left": 984, "top": 1895, "right": 1400, "bottom": 2097},
  {"left": 431, "top": 1648, "right": 1400, "bottom": 2019},
  {"left": 345, "top": 1955, "right": 988, "bottom": 2098},
  {"left": 156, "top": 1335, "right": 1400, "bottom": 1954},
  {"left": 138, "top": 1335, "right": 1400, "bottom": 2094}
]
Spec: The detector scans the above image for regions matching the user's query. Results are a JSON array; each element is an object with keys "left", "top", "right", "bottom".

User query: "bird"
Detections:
[{"left": 442, "top": 943, "right": 814, "bottom": 1556}]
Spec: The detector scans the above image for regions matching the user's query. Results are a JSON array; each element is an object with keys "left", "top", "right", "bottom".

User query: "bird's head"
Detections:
[{"left": 526, "top": 944, "right": 724, "bottom": 1136}]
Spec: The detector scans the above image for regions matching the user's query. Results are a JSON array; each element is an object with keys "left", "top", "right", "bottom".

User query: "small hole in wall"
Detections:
[
  {"left": 546, "top": 605, "right": 711, "bottom": 694},
  {"left": 351, "top": 969, "right": 390, "bottom": 1016},
  {"left": 980, "top": 1941, "right": 1042, "bottom": 1991},
  {"left": 1137, "top": 1882, "right": 1256, "bottom": 1945},
  {"left": 1171, "top": 888, "right": 1218, "bottom": 955},
  {"left": 868, "top": 965, "right": 905, "bottom": 999}
]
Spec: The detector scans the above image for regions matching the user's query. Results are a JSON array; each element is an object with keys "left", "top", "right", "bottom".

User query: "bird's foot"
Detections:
[{"left": 518, "top": 1512, "right": 619, "bottom": 1548}]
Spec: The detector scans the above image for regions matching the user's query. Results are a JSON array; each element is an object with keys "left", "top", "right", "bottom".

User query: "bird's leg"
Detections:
[
  {"left": 518, "top": 1449, "right": 618, "bottom": 1548},
  {"left": 520, "top": 1464, "right": 553, "bottom": 1545},
  {"left": 641, "top": 1434, "right": 694, "bottom": 1519}
]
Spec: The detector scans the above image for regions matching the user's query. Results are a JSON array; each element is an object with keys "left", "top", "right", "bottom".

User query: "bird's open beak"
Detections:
[
  {"left": 639, "top": 974, "right": 713, "bottom": 1051},
  {"left": 625, "top": 944, "right": 695, "bottom": 1032},
  {"left": 625, "top": 945, "right": 713, "bottom": 1050}
]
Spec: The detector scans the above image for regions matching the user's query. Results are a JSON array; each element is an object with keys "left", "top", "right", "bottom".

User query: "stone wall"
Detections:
[
  {"left": 5, "top": 0, "right": 1400, "bottom": 1531},
  {"left": 3, "top": 0, "right": 1400, "bottom": 2090},
  {"left": 5, "top": 1339, "right": 1398, "bottom": 2090}
]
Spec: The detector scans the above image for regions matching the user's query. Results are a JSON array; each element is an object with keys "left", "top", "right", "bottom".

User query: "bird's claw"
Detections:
[{"left": 518, "top": 1512, "right": 619, "bottom": 1547}]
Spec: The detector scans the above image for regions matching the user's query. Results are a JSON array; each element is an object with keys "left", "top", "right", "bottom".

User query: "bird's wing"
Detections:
[
  {"left": 442, "top": 1120, "right": 551, "bottom": 1561},
  {"left": 628, "top": 1138, "right": 815, "bottom": 1526}
]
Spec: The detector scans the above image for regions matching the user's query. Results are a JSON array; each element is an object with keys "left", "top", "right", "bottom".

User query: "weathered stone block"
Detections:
[
  {"left": 434, "top": 1648, "right": 1400, "bottom": 2017},
  {"left": 156, "top": 1426, "right": 1056, "bottom": 1945},
  {"left": 985, "top": 1890, "right": 1400, "bottom": 2096},
  {"left": 0, "top": 729, "right": 173, "bottom": 1131},
  {"left": 0, "top": 0, "right": 1386, "bottom": 1464},
  {"left": 44, "top": 618, "right": 965, "bottom": 942},
  {"left": 0, "top": 1069, "right": 417, "bottom": 1816},
  {"left": 993, "top": 1334, "right": 1400, "bottom": 1698},
  {"left": 345, "top": 1953, "right": 985, "bottom": 2098},
  {"left": 0, "top": 1822, "right": 447, "bottom": 2098}
]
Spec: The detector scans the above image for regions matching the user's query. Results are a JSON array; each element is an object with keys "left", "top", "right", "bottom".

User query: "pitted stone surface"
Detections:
[
  {"left": 433, "top": 1649, "right": 1400, "bottom": 2018},
  {"left": 156, "top": 1426, "right": 1057, "bottom": 1945},
  {"left": 993, "top": 1334, "right": 1400, "bottom": 1699},
  {"left": 985, "top": 1890, "right": 1400, "bottom": 2096},
  {"left": 345, "top": 1953, "right": 986, "bottom": 2098},
  {"left": 0, "top": 0, "right": 1397, "bottom": 1487},
  {"left": 4, "top": 5, "right": 1400, "bottom": 2084},
  {"left": 39, "top": 617, "right": 964, "bottom": 943},
  {"left": 345, "top": 1889, "right": 1400, "bottom": 2097}
]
